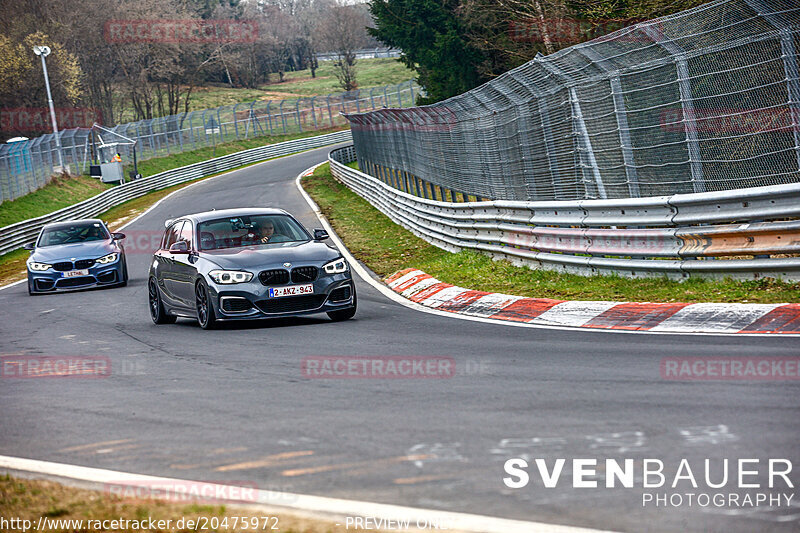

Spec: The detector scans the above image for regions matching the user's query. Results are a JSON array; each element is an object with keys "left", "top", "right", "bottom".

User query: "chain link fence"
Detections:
[
  {"left": 345, "top": 0, "right": 800, "bottom": 201},
  {"left": 0, "top": 80, "right": 418, "bottom": 204}
]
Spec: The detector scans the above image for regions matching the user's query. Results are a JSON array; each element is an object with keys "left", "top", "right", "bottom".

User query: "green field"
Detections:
[
  {"left": 121, "top": 58, "right": 416, "bottom": 121},
  {"left": 302, "top": 163, "right": 800, "bottom": 304}
]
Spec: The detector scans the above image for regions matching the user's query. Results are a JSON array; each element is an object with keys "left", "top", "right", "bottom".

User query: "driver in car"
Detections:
[
  {"left": 259, "top": 221, "right": 276, "bottom": 243},
  {"left": 254, "top": 221, "right": 291, "bottom": 244}
]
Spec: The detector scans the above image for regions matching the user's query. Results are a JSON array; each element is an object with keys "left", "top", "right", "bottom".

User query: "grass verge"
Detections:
[
  {"left": 0, "top": 474, "right": 352, "bottom": 533},
  {"left": 302, "top": 163, "right": 800, "bottom": 303},
  {"left": 0, "top": 174, "right": 113, "bottom": 228},
  {"left": 0, "top": 129, "right": 347, "bottom": 286}
]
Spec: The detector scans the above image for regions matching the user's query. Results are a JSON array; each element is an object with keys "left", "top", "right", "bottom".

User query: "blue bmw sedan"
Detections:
[
  {"left": 148, "top": 208, "right": 356, "bottom": 329},
  {"left": 25, "top": 219, "right": 128, "bottom": 295}
]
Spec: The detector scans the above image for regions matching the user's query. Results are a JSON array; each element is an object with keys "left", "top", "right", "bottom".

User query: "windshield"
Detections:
[
  {"left": 197, "top": 214, "right": 310, "bottom": 251},
  {"left": 38, "top": 223, "right": 109, "bottom": 247}
]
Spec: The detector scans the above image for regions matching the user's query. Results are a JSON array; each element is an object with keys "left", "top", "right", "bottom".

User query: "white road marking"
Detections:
[
  {"left": 531, "top": 301, "right": 622, "bottom": 327},
  {"left": 0, "top": 455, "right": 616, "bottom": 533},
  {"left": 649, "top": 303, "right": 780, "bottom": 333}
]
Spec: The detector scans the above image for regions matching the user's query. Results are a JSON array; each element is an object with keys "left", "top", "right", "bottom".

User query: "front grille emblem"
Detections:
[{"left": 283, "top": 262, "right": 291, "bottom": 268}]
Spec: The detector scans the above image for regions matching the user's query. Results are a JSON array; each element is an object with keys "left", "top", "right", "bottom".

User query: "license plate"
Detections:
[
  {"left": 269, "top": 284, "right": 313, "bottom": 297},
  {"left": 63, "top": 269, "right": 89, "bottom": 278}
]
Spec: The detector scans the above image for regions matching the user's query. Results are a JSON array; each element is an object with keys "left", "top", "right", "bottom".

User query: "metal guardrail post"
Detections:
[
  {"left": 279, "top": 101, "right": 287, "bottom": 134},
  {"left": 326, "top": 96, "right": 334, "bottom": 127},
  {"left": 296, "top": 100, "right": 303, "bottom": 133},
  {"left": 310, "top": 97, "right": 318, "bottom": 130}
]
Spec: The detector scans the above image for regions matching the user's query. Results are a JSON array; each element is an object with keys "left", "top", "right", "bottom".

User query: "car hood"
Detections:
[
  {"left": 200, "top": 241, "right": 340, "bottom": 270},
  {"left": 32, "top": 240, "right": 117, "bottom": 262}
]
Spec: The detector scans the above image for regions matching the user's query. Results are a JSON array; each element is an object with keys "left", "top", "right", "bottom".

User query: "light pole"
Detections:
[{"left": 33, "top": 45, "right": 66, "bottom": 172}]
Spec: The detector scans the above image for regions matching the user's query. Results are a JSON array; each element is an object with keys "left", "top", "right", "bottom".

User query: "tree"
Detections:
[
  {"left": 369, "top": 0, "right": 486, "bottom": 103},
  {"left": 0, "top": 31, "right": 83, "bottom": 136},
  {"left": 318, "top": 2, "right": 373, "bottom": 91}
]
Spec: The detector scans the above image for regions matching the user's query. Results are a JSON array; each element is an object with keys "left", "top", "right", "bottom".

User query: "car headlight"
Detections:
[
  {"left": 209, "top": 270, "right": 253, "bottom": 284},
  {"left": 323, "top": 257, "right": 348, "bottom": 274},
  {"left": 27, "top": 261, "right": 51, "bottom": 271},
  {"left": 96, "top": 252, "right": 119, "bottom": 264}
]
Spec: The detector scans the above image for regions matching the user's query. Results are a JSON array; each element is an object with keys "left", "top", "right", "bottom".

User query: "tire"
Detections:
[
  {"left": 119, "top": 256, "right": 128, "bottom": 287},
  {"left": 149, "top": 277, "right": 176, "bottom": 324},
  {"left": 327, "top": 284, "right": 357, "bottom": 321},
  {"left": 195, "top": 280, "right": 217, "bottom": 330}
]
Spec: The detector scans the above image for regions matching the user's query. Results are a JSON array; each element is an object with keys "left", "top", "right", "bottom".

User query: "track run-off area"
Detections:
[{"left": 1, "top": 145, "right": 798, "bottom": 532}]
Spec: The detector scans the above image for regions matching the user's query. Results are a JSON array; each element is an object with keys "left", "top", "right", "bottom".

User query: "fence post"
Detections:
[
  {"left": 641, "top": 25, "right": 705, "bottom": 193},
  {"left": 279, "top": 101, "right": 287, "bottom": 134},
  {"left": 310, "top": 97, "right": 318, "bottom": 130},
  {"left": 744, "top": 0, "right": 800, "bottom": 171},
  {"left": 576, "top": 47, "right": 640, "bottom": 197},
  {"left": 266, "top": 101, "right": 273, "bottom": 135},
  {"left": 296, "top": 100, "right": 303, "bottom": 133},
  {"left": 537, "top": 56, "right": 606, "bottom": 199},
  {"left": 233, "top": 103, "right": 241, "bottom": 139}
]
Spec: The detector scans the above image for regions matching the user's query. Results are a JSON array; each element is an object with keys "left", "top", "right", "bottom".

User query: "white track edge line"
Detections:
[
  {"left": 0, "top": 455, "right": 613, "bottom": 533},
  {"left": 295, "top": 163, "right": 800, "bottom": 338}
]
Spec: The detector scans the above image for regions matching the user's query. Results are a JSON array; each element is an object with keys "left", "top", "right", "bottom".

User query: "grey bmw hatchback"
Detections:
[{"left": 148, "top": 208, "right": 356, "bottom": 329}]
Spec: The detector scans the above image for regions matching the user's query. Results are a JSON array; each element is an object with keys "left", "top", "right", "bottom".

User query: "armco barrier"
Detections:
[
  {"left": 328, "top": 146, "right": 800, "bottom": 281},
  {"left": 0, "top": 130, "right": 351, "bottom": 256}
]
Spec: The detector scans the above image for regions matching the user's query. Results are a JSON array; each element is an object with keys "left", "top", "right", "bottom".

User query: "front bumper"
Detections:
[
  {"left": 208, "top": 272, "right": 355, "bottom": 320},
  {"left": 28, "top": 260, "right": 125, "bottom": 293}
]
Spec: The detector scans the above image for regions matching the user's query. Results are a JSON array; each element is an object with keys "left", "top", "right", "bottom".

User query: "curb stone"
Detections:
[{"left": 385, "top": 269, "right": 800, "bottom": 334}]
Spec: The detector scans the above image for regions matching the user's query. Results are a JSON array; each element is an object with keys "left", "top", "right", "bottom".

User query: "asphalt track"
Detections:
[{"left": 1, "top": 145, "right": 799, "bottom": 532}]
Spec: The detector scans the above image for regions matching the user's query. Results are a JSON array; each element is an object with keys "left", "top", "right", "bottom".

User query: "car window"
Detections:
[
  {"left": 198, "top": 214, "right": 310, "bottom": 251},
  {"left": 163, "top": 221, "right": 183, "bottom": 249},
  {"left": 38, "top": 223, "right": 109, "bottom": 247},
  {"left": 179, "top": 220, "right": 194, "bottom": 248}
]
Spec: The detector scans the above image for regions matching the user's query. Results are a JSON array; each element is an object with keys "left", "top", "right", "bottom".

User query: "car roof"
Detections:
[
  {"left": 41, "top": 219, "right": 106, "bottom": 231},
  {"left": 177, "top": 208, "right": 290, "bottom": 224}
]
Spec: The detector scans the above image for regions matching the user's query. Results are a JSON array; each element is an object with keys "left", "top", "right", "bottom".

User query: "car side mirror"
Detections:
[
  {"left": 112, "top": 232, "right": 126, "bottom": 240},
  {"left": 168, "top": 241, "right": 190, "bottom": 254},
  {"left": 24, "top": 242, "right": 35, "bottom": 251},
  {"left": 314, "top": 229, "right": 329, "bottom": 241}
]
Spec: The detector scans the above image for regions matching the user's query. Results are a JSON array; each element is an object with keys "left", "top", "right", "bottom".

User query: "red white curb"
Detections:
[{"left": 385, "top": 269, "right": 800, "bottom": 334}]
